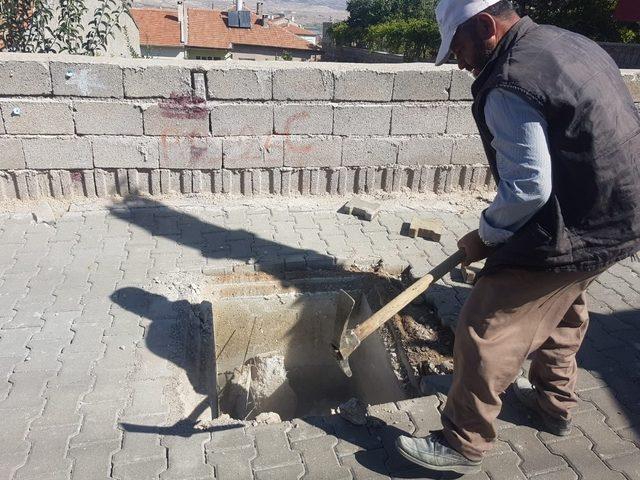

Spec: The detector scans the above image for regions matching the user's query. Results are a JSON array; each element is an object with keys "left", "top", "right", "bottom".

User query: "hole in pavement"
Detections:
[
  {"left": 211, "top": 272, "right": 406, "bottom": 420},
  {"left": 202, "top": 270, "right": 454, "bottom": 421}
]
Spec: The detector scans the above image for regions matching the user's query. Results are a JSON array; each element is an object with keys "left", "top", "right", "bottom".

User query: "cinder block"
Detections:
[
  {"left": 408, "top": 217, "right": 444, "bottom": 241},
  {"left": 450, "top": 70, "right": 474, "bottom": 101},
  {"left": 0, "top": 59, "right": 51, "bottom": 95},
  {"left": 451, "top": 136, "right": 487, "bottom": 164},
  {"left": 339, "top": 197, "right": 380, "bottom": 221},
  {"left": 51, "top": 62, "right": 123, "bottom": 97},
  {"left": 0, "top": 101, "right": 74, "bottom": 134},
  {"left": 273, "top": 68, "right": 334, "bottom": 100},
  {"left": 92, "top": 137, "right": 159, "bottom": 169},
  {"left": 398, "top": 137, "right": 453, "bottom": 166},
  {"left": 159, "top": 137, "right": 222, "bottom": 169},
  {"left": 23, "top": 137, "right": 92, "bottom": 169},
  {"left": 342, "top": 137, "right": 398, "bottom": 167},
  {"left": 223, "top": 136, "right": 283, "bottom": 169},
  {"left": 0, "top": 138, "right": 26, "bottom": 169},
  {"left": 393, "top": 69, "right": 450, "bottom": 101},
  {"left": 74, "top": 101, "right": 143, "bottom": 135},
  {"left": 447, "top": 104, "right": 478, "bottom": 134},
  {"left": 211, "top": 104, "right": 273, "bottom": 136},
  {"left": 391, "top": 105, "right": 448, "bottom": 135},
  {"left": 123, "top": 65, "right": 192, "bottom": 98},
  {"left": 284, "top": 136, "right": 341, "bottom": 167},
  {"left": 334, "top": 70, "right": 394, "bottom": 102},
  {"left": 144, "top": 103, "right": 209, "bottom": 137},
  {"left": 274, "top": 104, "right": 333, "bottom": 134},
  {"left": 333, "top": 105, "right": 392, "bottom": 136},
  {"left": 207, "top": 67, "right": 272, "bottom": 100}
]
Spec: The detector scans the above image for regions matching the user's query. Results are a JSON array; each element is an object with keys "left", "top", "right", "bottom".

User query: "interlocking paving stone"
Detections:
[
  {"left": 160, "top": 433, "right": 214, "bottom": 480},
  {"left": 325, "top": 415, "right": 383, "bottom": 457},
  {"left": 605, "top": 451, "right": 640, "bottom": 479},
  {"left": 207, "top": 445, "right": 257, "bottom": 479},
  {"left": 254, "top": 464, "right": 306, "bottom": 480},
  {"left": 288, "top": 417, "right": 331, "bottom": 443},
  {"left": 578, "top": 388, "right": 640, "bottom": 430},
  {"left": 15, "top": 423, "right": 78, "bottom": 480},
  {"left": 482, "top": 451, "right": 527, "bottom": 480},
  {"left": 111, "top": 456, "right": 168, "bottom": 480},
  {"left": 0, "top": 370, "right": 50, "bottom": 410},
  {"left": 70, "top": 400, "right": 124, "bottom": 446},
  {"left": 499, "top": 426, "right": 568, "bottom": 476},
  {"left": 573, "top": 409, "right": 637, "bottom": 459},
  {"left": 111, "top": 429, "right": 167, "bottom": 467},
  {"left": 0, "top": 451, "right": 30, "bottom": 480},
  {"left": 397, "top": 396, "right": 442, "bottom": 437},
  {"left": 249, "top": 423, "right": 301, "bottom": 471},
  {"left": 341, "top": 449, "right": 391, "bottom": 480},
  {"left": 367, "top": 402, "right": 416, "bottom": 474},
  {"left": 0, "top": 199, "right": 638, "bottom": 480},
  {"left": 67, "top": 440, "right": 121, "bottom": 480},
  {"left": 30, "top": 383, "right": 86, "bottom": 430},
  {"left": 292, "top": 435, "right": 352, "bottom": 480},
  {"left": 529, "top": 468, "right": 578, "bottom": 480},
  {"left": 548, "top": 436, "right": 626, "bottom": 480}
]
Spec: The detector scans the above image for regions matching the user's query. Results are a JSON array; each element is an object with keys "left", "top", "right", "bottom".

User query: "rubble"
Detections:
[{"left": 337, "top": 397, "right": 368, "bottom": 426}]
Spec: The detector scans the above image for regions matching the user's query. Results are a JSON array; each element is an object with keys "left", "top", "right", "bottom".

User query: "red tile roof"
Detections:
[
  {"left": 282, "top": 24, "right": 317, "bottom": 36},
  {"left": 131, "top": 7, "right": 320, "bottom": 52},
  {"left": 615, "top": 0, "right": 640, "bottom": 22},
  {"left": 131, "top": 8, "right": 182, "bottom": 47}
]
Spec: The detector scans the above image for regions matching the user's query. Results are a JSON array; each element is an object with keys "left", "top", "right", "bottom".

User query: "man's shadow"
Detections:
[{"left": 107, "top": 196, "right": 484, "bottom": 478}]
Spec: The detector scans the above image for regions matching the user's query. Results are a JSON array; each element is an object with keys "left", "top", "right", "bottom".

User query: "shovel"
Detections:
[{"left": 332, "top": 250, "right": 466, "bottom": 377}]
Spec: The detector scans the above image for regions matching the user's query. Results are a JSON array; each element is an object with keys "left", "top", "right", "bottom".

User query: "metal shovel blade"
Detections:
[{"left": 332, "top": 289, "right": 356, "bottom": 377}]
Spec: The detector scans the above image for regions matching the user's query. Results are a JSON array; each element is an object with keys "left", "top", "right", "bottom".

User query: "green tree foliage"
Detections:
[
  {"left": 513, "top": 0, "right": 639, "bottom": 43},
  {"left": 366, "top": 18, "right": 440, "bottom": 60},
  {"left": 0, "top": 0, "right": 132, "bottom": 54},
  {"left": 329, "top": 0, "right": 638, "bottom": 60}
]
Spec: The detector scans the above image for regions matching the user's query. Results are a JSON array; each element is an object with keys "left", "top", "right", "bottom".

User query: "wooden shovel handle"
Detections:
[{"left": 352, "top": 249, "right": 466, "bottom": 343}]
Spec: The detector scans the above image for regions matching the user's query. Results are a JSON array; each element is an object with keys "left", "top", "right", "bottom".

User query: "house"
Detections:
[{"left": 131, "top": 1, "right": 321, "bottom": 61}]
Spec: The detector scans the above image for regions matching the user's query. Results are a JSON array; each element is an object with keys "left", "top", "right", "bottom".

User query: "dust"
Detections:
[{"left": 219, "top": 353, "right": 298, "bottom": 421}]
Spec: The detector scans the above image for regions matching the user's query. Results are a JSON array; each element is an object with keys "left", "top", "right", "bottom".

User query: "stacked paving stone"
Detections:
[{"left": 0, "top": 196, "right": 639, "bottom": 479}]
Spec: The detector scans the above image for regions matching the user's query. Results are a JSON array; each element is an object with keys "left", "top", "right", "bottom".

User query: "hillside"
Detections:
[{"left": 132, "top": 0, "right": 349, "bottom": 34}]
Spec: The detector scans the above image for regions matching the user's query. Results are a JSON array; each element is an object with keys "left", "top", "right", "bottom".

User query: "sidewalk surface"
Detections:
[{"left": 0, "top": 194, "right": 638, "bottom": 480}]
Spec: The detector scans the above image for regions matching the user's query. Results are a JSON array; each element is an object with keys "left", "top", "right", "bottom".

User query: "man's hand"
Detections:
[{"left": 457, "top": 229, "right": 496, "bottom": 265}]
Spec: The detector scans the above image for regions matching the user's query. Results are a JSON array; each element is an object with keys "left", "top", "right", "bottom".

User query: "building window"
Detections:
[{"left": 194, "top": 55, "right": 215, "bottom": 60}]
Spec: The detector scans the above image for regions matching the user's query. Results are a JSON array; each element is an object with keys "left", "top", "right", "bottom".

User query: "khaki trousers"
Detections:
[{"left": 442, "top": 267, "right": 602, "bottom": 461}]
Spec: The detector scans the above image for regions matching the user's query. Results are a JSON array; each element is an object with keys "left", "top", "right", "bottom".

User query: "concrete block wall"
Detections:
[{"left": 0, "top": 52, "right": 638, "bottom": 200}]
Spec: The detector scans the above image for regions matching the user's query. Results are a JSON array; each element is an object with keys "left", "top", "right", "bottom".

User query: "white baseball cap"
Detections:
[{"left": 435, "top": 0, "right": 502, "bottom": 66}]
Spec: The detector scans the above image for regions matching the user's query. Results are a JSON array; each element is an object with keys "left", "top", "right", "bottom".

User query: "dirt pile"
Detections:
[{"left": 220, "top": 353, "right": 298, "bottom": 420}]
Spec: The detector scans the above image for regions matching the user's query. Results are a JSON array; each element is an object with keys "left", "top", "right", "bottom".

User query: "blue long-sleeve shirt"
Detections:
[{"left": 479, "top": 88, "right": 553, "bottom": 245}]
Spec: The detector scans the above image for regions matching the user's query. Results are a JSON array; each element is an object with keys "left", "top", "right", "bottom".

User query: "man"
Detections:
[{"left": 395, "top": 0, "right": 640, "bottom": 474}]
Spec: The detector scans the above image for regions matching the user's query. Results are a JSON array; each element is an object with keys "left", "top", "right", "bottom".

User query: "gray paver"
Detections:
[
  {"left": 499, "top": 426, "right": 568, "bottom": 476},
  {"left": 67, "top": 440, "right": 121, "bottom": 480},
  {"left": 207, "top": 445, "right": 257, "bottom": 479},
  {"left": 15, "top": 424, "right": 77, "bottom": 480},
  {"left": 292, "top": 435, "right": 352, "bottom": 480},
  {"left": 249, "top": 423, "right": 301, "bottom": 471},
  {"left": 548, "top": 436, "right": 626, "bottom": 480},
  {"left": 573, "top": 409, "right": 637, "bottom": 459},
  {"left": 606, "top": 451, "right": 640, "bottom": 479},
  {"left": 0, "top": 197, "right": 638, "bottom": 480}
]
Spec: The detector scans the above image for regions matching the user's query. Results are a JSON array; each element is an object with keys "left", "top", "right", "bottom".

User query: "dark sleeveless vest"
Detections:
[{"left": 472, "top": 16, "right": 640, "bottom": 273}]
